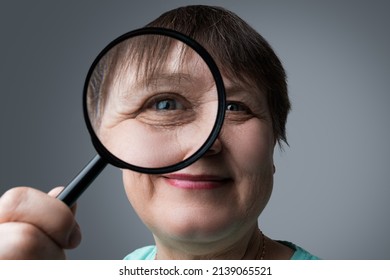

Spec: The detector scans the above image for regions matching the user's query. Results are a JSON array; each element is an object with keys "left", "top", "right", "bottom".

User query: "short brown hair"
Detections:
[
  {"left": 146, "top": 5, "right": 291, "bottom": 146},
  {"left": 88, "top": 5, "right": 291, "bottom": 146}
]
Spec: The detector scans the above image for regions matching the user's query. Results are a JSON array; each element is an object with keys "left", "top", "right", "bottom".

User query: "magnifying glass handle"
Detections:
[{"left": 56, "top": 154, "right": 107, "bottom": 207}]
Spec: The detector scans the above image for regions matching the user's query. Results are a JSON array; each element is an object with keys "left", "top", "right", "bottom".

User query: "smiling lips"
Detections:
[{"left": 163, "top": 173, "right": 231, "bottom": 189}]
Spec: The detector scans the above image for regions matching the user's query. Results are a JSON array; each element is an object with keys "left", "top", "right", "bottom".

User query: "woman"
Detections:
[{"left": 0, "top": 5, "right": 318, "bottom": 260}]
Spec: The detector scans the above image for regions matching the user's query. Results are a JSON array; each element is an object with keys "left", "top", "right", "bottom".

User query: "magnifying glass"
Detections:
[{"left": 57, "top": 28, "right": 226, "bottom": 207}]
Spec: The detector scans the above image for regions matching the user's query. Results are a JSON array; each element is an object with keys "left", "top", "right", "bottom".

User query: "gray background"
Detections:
[{"left": 1, "top": 0, "right": 389, "bottom": 260}]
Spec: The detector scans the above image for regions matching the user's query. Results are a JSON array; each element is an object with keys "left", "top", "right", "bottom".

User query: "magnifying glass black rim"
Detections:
[{"left": 83, "top": 27, "right": 226, "bottom": 174}]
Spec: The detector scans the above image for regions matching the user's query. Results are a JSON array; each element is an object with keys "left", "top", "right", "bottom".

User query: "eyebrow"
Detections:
[
  {"left": 225, "top": 83, "right": 258, "bottom": 97},
  {"left": 139, "top": 73, "right": 194, "bottom": 88},
  {"left": 224, "top": 82, "right": 265, "bottom": 106}
]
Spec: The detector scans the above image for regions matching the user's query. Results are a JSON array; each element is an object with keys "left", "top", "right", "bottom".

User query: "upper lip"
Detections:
[{"left": 163, "top": 173, "right": 230, "bottom": 182}]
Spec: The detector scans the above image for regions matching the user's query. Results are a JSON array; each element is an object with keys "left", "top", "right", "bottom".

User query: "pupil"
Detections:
[{"left": 157, "top": 100, "right": 175, "bottom": 110}]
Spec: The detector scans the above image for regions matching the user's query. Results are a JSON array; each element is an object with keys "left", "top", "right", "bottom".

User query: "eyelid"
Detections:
[
  {"left": 135, "top": 92, "right": 197, "bottom": 128},
  {"left": 224, "top": 99, "right": 271, "bottom": 123},
  {"left": 226, "top": 100, "right": 251, "bottom": 113},
  {"left": 143, "top": 92, "right": 191, "bottom": 111}
]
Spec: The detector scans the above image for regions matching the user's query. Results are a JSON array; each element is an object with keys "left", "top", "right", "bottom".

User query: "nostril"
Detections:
[{"left": 205, "top": 138, "right": 222, "bottom": 156}]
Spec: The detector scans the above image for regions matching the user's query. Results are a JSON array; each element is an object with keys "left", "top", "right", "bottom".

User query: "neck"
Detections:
[{"left": 153, "top": 224, "right": 265, "bottom": 260}]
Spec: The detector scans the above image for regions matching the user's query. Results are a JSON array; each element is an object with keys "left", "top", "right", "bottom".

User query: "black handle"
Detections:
[{"left": 56, "top": 154, "right": 107, "bottom": 207}]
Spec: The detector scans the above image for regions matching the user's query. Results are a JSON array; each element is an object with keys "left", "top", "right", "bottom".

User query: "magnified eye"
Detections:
[
  {"left": 133, "top": 93, "right": 195, "bottom": 128},
  {"left": 153, "top": 98, "right": 184, "bottom": 110}
]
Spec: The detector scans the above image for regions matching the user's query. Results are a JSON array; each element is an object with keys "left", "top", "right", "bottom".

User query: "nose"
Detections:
[{"left": 204, "top": 137, "right": 222, "bottom": 156}]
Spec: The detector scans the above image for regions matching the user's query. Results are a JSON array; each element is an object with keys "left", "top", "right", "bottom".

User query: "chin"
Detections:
[{"left": 151, "top": 206, "right": 243, "bottom": 243}]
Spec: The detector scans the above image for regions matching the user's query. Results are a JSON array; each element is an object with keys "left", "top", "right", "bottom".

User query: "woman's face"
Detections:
[{"left": 99, "top": 44, "right": 275, "bottom": 244}]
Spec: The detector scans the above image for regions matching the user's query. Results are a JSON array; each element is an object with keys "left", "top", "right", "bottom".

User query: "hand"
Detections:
[{"left": 0, "top": 186, "right": 81, "bottom": 259}]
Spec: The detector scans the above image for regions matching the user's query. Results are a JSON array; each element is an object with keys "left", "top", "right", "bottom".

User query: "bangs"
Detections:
[{"left": 117, "top": 34, "right": 197, "bottom": 87}]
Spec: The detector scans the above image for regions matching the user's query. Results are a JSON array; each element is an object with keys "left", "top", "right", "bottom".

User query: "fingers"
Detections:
[
  {"left": 48, "top": 186, "right": 78, "bottom": 215},
  {"left": 0, "top": 222, "right": 66, "bottom": 259},
  {"left": 0, "top": 187, "right": 81, "bottom": 250}
]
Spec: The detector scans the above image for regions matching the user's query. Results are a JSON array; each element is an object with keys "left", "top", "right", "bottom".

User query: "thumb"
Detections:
[
  {"left": 48, "top": 186, "right": 78, "bottom": 215},
  {"left": 48, "top": 186, "right": 81, "bottom": 248},
  {"left": 48, "top": 186, "right": 65, "bottom": 197}
]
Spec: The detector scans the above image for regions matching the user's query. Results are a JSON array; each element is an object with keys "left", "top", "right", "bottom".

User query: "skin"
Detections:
[
  {"left": 0, "top": 187, "right": 81, "bottom": 259},
  {"left": 98, "top": 45, "right": 293, "bottom": 259}
]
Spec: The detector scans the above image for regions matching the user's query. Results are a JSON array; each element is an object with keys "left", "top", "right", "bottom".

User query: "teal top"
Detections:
[{"left": 124, "top": 242, "right": 320, "bottom": 260}]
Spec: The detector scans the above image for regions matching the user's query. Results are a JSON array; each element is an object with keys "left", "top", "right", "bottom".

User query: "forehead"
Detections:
[{"left": 111, "top": 40, "right": 215, "bottom": 92}]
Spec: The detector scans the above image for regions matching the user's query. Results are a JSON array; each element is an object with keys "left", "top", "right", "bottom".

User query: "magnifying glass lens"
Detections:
[{"left": 86, "top": 33, "right": 220, "bottom": 170}]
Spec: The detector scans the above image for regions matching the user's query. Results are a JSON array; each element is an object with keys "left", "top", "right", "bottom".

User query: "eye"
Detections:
[
  {"left": 135, "top": 94, "right": 196, "bottom": 128},
  {"left": 226, "top": 102, "right": 247, "bottom": 112},
  {"left": 150, "top": 98, "right": 185, "bottom": 111}
]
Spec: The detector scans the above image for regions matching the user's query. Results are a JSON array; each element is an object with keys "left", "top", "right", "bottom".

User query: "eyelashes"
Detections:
[
  {"left": 134, "top": 92, "right": 197, "bottom": 128},
  {"left": 226, "top": 101, "right": 250, "bottom": 113},
  {"left": 144, "top": 93, "right": 189, "bottom": 112},
  {"left": 225, "top": 100, "right": 269, "bottom": 123}
]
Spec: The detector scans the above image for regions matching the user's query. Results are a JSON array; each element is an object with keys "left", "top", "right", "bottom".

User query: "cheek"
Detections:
[
  {"left": 225, "top": 119, "right": 274, "bottom": 171},
  {"left": 98, "top": 112, "right": 218, "bottom": 169},
  {"left": 223, "top": 119, "right": 275, "bottom": 213},
  {"left": 122, "top": 170, "right": 155, "bottom": 221}
]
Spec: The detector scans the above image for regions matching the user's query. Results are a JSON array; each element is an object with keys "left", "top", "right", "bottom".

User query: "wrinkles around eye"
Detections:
[
  {"left": 133, "top": 92, "right": 197, "bottom": 127},
  {"left": 136, "top": 108, "right": 197, "bottom": 128},
  {"left": 224, "top": 101, "right": 270, "bottom": 124}
]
